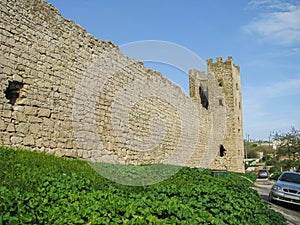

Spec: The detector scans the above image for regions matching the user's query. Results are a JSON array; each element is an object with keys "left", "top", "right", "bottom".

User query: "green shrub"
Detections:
[{"left": 0, "top": 146, "right": 287, "bottom": 224}]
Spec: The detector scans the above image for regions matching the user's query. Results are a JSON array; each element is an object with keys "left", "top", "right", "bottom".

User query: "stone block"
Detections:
[
  {"left": 13, "top": 105, "right": 24, "bottom": 112},
  {"left": 11, "top": 136, "right": 22, "bottom": 144},
  {"left": 23, "top": 78, "right": 35, "bottom": 85},
  {"left": 24, "top": 106, "right": 38, "bottom": 115},
  {"left": 14, "top": 111, "right": 27, "bottom": 122},
  {"left": 64, "top": 149, "right": 78, "bottom": 158},
  {"left": 23, "top": 135, "right": 35, "bottom": 146},
  {"left": 66, "top": 140, "right": 75, "bottom": 149},
  {"left": 3, "top": 67, "right": 12, "bottom": 75},
  {"left": 6, "top": 123, "right": 15, "bottom": 132},
  {"left": 16, "top": 123, "right": 29, "bottom": 133},
  {"left": 2, "top": 110, "right": 12, "bottom": 118},
  {"left": 38, "top": 108, "right": 51, "bottom": 117},
  {"left": 49, "top": 141, "right": 57, "bottom": 148},
  {"left": 28, "top": 116, "right": 42, "bottom": 123},
  {"left": 58, "top": 85, "right": 66, "bottom": 93},
  {"left": 35, "top": 138, "right": 43, "bottom": 147},
  {"left": 43, "top": 117, "right": 54, "bottom": 127},
  {"left": 12, "top": 74, "right": 23, "bottom": 83},
  {"left": 29, "top": 123, "right": 40, "bottom": 134},
  {"left": 2, "top": 133, "right": 11, "bottom": 145},
  {"left": 55, "top": 149, "right": 66, "bottom": 157},
  {"left": 0, "top": 120, "right": 6, "bottom": 131}
]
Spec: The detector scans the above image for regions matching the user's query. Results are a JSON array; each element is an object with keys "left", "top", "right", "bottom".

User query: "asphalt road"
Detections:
[{"left": 253, "top": 178, "right": 300, "bottom": 225}]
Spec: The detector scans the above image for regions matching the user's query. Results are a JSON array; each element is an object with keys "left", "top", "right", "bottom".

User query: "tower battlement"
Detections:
[
  {"left": 207, "top": 56, "right": 240, "bottom": 73},
  {"left": 207, "top": 56, "right": 232, "bottom": 64}
]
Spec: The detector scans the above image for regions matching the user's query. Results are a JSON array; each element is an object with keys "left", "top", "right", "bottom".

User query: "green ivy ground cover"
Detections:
[{"left": 0, "top": 147, "right": 286, "bottom": 224}]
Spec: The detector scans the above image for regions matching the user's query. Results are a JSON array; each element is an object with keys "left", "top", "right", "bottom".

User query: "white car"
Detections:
[{"left": 269, "top": 172, "right": 300, "bottom": 206}]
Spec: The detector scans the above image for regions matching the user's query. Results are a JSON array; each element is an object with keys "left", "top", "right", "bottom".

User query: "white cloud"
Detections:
[
  {"left": 243, "top": 79, "right": 300, "bottom": 116},
  {"left": 247, "top": 0, "right": 298, "bottom": 11},
  {"left": 244, "top": 78, "right": 300, "bottom": 102},
  {"left": 242, "top": 78, "right": 300, "bottom": 139},
  {"left": 244, "top": 0, "right": 300, "bottom": 45},
  {"left": 285, "top": 47, "right": 300, "bottom": 56},
  {"left": 263, "top": 79, "right": 300, "bottom": 98}
]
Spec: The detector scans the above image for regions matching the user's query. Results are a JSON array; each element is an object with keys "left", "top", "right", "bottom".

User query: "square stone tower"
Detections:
[
  {"left": 189, "top": 56, "right": 244, "bottom": 172},
  {"left": 207, "top": 56, "right": 244, "bottom": 173}
]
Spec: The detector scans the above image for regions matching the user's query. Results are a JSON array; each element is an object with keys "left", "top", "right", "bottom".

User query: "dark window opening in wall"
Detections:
[
  {"left": 219, "top": 99, "right": 223, "bottom": 106},
  {"left": 236, "top": 83, "right": 239, "bottom": 90},
  {"left": 238, "top": 129, "right": 241, "bottom": 132},
  {"left": 199, "top": 85, "right": 209, "bottom": 109},
  {"left": 4, "top": 81, "right": 24, "bottom": 107},
  {"left": 239, "top": 101, "right": 241, "bottom": 109},
  {"left": 218, "top": 79, "right": 223, "bottom": 87},
  {"left": 219, "top": 145, "right": 226, "bottom": 157}
]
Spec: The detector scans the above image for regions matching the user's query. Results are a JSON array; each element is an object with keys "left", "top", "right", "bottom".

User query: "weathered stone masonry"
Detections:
[{"left": 0, "top": 0, "right": 244, "bottom": 172}]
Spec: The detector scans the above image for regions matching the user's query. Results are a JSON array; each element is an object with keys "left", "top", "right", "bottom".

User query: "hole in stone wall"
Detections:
[
  {"left": 219, "top": 99, "right": 223, "bottom": 106},
  {"left": 4, "top": 81, "right": 24, "bottom": 107},
  {"left": 218, "top": 79, "right": 223, "bottom": 87},
  {"left": 219, "top": 144, "right": 226, "bottom": 157},
  {"left": 199, "top": 85, "right": 209, "bottom": 109}
]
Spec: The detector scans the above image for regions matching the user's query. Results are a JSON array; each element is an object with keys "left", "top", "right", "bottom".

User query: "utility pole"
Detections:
[{"left": 245, "top": 134, "right": 250, "bottom": 159}]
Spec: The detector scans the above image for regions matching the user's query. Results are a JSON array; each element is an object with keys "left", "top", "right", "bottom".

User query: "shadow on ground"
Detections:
[{"left": 271, "top": 201, "right": 300, "bottom": 212}]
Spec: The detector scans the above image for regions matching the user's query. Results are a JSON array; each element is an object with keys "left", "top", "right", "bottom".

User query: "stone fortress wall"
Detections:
[{"left": 0, "top": 0, "right": 244, "bottom": 172}]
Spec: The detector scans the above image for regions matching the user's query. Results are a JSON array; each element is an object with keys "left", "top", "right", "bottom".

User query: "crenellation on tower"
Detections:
[
  {"left": 217, "top": 56, "right": 223, "bottom": 62},
  {"left": 206, "top": 58, "right": 213, "bottom": 65}
]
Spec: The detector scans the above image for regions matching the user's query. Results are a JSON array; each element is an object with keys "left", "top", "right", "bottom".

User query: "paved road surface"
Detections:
[{"left": 253, "top": 178, "right": 300, "bottom": 225}]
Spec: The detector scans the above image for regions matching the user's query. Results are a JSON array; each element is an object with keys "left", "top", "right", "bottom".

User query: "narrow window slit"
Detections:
[
  {"left": 199, "top": 85, "right": 209, "bottom": 109},
  {"left": 220, "top": 144, "right": 226, "bottom": 157}
]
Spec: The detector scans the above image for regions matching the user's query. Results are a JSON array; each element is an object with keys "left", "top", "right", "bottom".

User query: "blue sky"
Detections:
[{"left": 46, "top": 0, "right": 300, "bottom": 141}]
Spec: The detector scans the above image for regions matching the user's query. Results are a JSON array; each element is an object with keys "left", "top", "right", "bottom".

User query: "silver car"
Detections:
[{"left": 269, "top": 172, "right": 300, "bottom": 206}]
